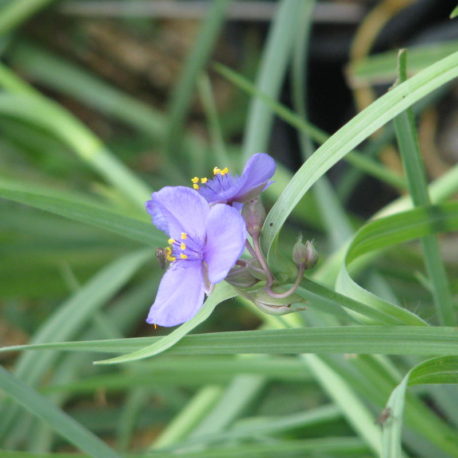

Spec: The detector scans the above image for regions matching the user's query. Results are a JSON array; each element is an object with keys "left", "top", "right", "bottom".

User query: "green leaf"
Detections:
[
  {"left": 94, "top": 282, "right": 237, "bottom": 365},
  {"left": 165, "top": 0, "right": 231, "bottom": 163},
  {"left": 0, "top": 0, "right": 55, "bottom": 35},
  {"left": 262, "top": 51, "right": 458, "bottom": 254},
  {"left": 304, "top": 355, "right": 381, "bottom": 455},
  {"left": 215, "top": 63, "right": 405, "bottom": 191},
  {"left": 0, "top": 179, "right": 162, "bottom": 246},
  {"left": 3, "top": 326, "right": 458, "bottom": 357},
  {"left": 0, "top": 250, "right": 150, "bottom": 440},
  {"left": 382, "top": 356, "right": 458, "bottom": 458},
  {"left": 242, "top": 0, "right": 303, "bottom": 159},
  {"left": 0, "top": 366, "right": 120, "bottom": 458},
  {"left": 393, "top": 49, "right": 455, "bottom": 325},
  {"left": 0, "top": 79, "right": 150, "bottom": 206},
  {"left": 348, "top": 40, "right": 458, "bottom": 86},
  {"left": 337, "top": 202, "right": 458, "bottom": 325}
]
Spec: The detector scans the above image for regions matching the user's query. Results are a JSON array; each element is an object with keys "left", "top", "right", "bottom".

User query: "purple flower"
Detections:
[
  {"left": 192, "top": 153, "right": 276, "bottom": 205},
  {"left": 145, "top": 187, "right": 246, "bottom": 327}
]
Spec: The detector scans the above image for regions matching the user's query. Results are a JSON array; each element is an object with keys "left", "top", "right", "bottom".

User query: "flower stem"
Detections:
[
  {"left": 266, "top": 264, "right": 305, "bottom": 299},
  {"left": 251, "top": 235, "right": 274, "bottom": 286}
]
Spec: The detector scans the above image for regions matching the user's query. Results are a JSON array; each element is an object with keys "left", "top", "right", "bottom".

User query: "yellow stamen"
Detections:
[
  {"left": 191, "top": 177, "right": 199, "bottom": 183},
  {"left": 213, "top": 166, "right": 229, "bottom": 176},
  {"left": 180, "top": 253, "right": 188, "bottom": 259},
  {"left": 164, "top": 246, "right": 176, "bottom": 262},
  {"left": 200, "top": 177, "right": 208, "bottom": 184},
  {"left": 167, "top": 238, "right": 175, "bottom": 245},
  {"left": 193, "top": 183, "right": 200, "bottom": 190},
  {"left": 181, "top": 232, "right": 188, "bottom": 239},
  {"left": 180, "top": 242, "right": 186, "bottom": 250}
]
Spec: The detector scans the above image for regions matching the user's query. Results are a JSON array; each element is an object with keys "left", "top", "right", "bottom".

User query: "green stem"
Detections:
[{"left": 393, "top": 49, "right": 455, "bottom": 326}]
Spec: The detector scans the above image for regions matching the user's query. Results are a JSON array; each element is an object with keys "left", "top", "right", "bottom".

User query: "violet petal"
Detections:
[
  {"left": 234, "top": 153, "right": 276, "bottom": 200},
  {"left": 146, "top": 186, "right": 209, "bottom": 242},
  {"left": 146, "top": 260, "right": 205, "bottom": 327},
  {"left": 204, "top": 204, "right": 247, "bottom": 283}
]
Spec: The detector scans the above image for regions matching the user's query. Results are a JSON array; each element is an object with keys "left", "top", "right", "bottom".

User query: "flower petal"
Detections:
[
  {"left": 146, "top": 260, "right": 205, "bottom": 327},
  {"left": 145, "top": 186, "right": 209, "bottom": 242},
  {"left": 198, "top": 174, "right": 238, "bottom": 204},
  {"left": 204, "top": 204, "right": 247, "bottom": 284},
  {"left": 234, "top": 153, "right": 276, "bottom": 200}
]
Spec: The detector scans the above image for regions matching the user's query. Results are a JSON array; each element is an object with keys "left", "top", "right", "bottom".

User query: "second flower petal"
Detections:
[{"left": 204, "top": 204, "right": 247, "bottom": 284}]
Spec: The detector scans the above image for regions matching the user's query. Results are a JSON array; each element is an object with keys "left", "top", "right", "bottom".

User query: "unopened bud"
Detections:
[
  {"left": 226, "top": 265, "right": 258, "bottom": 288},
  {"left": 292, "top": 237, "right": 318, "bottom": 269},
  {"left": 242, "top": 198, "right": 266, "bottom": 238}
]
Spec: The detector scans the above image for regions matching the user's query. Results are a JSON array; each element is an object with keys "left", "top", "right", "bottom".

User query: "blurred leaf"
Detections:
[
  {"left": 337, "top": 202, "right": 458, "bottom": 325},
  {"left": 382, "top": 356, "right": 458, "bottom": 458},
  {"left": 0, "top": 0, "right": 55, "bottom": 35},
  {"left": 348, "top": 40, "right": 458, "bottom": 86},
  {"left": 0, "top": 250, "right": 150, "bottom": 440},
  {"left": 0, "top": 179, "right": 162, "bottom": 246},
  {"left": 0, "top": 366, "right": 120, "bottom": 458},
  {"left": 262, "top": 51, "right": 458, "bottom": 254}
]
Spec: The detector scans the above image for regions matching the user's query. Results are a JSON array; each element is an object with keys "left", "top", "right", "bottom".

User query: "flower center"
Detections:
[
  {"left": 190, "top": 166, "right": 229, "bottom": 190},
  {"left": 165, "top": 232, "right": 201, "bottom": 262}
]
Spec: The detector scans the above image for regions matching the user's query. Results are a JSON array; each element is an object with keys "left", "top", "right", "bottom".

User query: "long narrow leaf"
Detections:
[
  {"left": 0, "top": 366, "right": 120, "bottom": 458},
  {"left": 262, "top": 51, "right": 458, "bottom": 253},
  {"left": 3, "top": 326, "right": 458, "bottom": 357}
]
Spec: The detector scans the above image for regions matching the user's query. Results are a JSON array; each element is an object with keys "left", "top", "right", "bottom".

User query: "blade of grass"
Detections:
[
  {"left": 337, "top": 202, "right": 458, "bottom": 325},
  {"left": 216, "top": 63, "right": 406, "bottom": 192},
  {"left": 291, "top": 0, "right": 353, "bottom": 249},
  {"left": 261, "top": 50, "right": 458, "bottom": 254},
  {"left": 0, "top": 250, "right": 150, "bottom": 440},
  {"left": 348, "top": 39, "right": 458, "bottom": 87},
  {"left": 165, "top": 0, "right": 232, "bottom": 163},
  {"left": 0, "top": 66, "right": 151, "bottom": 206},
  {"left": 198, "top": 73, "right": 229, "bottom": 166},
  {"left": 0, "top": 366, "right": 120, "bottom": 458},
  {"left": 94, "top": 282, "right": 237, "bottom": 365},
  {"left": 382, "top": 356, "right": 458, "bottom": 458},
  {"left": 393, "top": 49, "right": 455, "bottom": 325},
  {"left": 242, "top": 0, "right": 302, "bottom": 159},
  {"left": 0, "top": 179, "right": 162, "bottom": 246},
  {"left": 164, "top": 405, "right": 341, "bottom": 450},
  {"left": 0, "top": 0, "right": 55, "bottom": 35},
  {"left": 3, "top": 326, "right": 458, "bottom": 357},
  {"left": 304, "top": 354, "right": 381, "bottom": 456}
]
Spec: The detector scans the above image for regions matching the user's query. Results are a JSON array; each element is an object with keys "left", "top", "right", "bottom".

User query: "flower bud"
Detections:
[
  {"left": 253, "top": 290, "right": 307, "bottom": 315},
  {"left": 242, "top": 198, "right": 266, "bottom": 238},
  {"left": 225, "top": 265, "right": 258, "bottom": 288},
  {"left": 292, "top": 237, "right": 318, "bottom": 269}
]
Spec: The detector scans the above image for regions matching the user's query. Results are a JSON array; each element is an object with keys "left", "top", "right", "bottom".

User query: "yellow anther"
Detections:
[
  {"left": 192, "top": 183, "right": 200, "bottom": 190},
  {"left": 200, "top": 177, "right": 208, "bottom": 184},
  {"left": 180, "top": 242, "right": 186, "bottom": 250},
  {"left": 213, "top": 166, "right": 229, "bottom": 176},
  {"left": 167, "top": 238, "right": 175, "bottom": 245},
  {"left": 180, "top": 232, "right": 188, "bottom": 240},
  {"left": 191, "top": 177, "right": 199, "bottom": 183},
  {"left": 164, "top": 246, "right": 176, "bottom": 261},
  {"left": 180, "top": 253, "right": 188, "bottom": 259}
]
